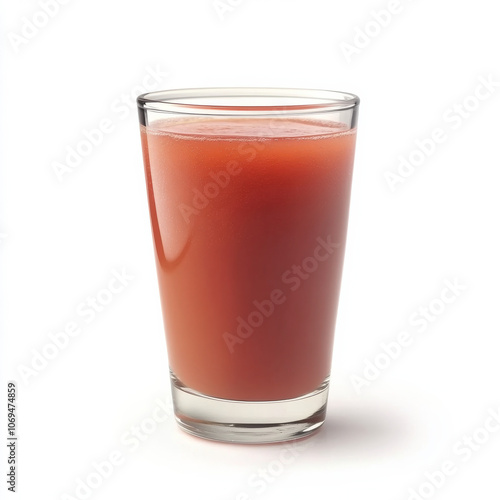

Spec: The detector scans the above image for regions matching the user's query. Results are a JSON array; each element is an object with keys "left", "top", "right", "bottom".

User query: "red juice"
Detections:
[{"left": 140, "top": 117, "right": 356, "bottom": 401}]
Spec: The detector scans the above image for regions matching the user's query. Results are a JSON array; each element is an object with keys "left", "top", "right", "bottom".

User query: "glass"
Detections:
[{"left": 137, "top": 88, "right": 359, "bottom": 443}]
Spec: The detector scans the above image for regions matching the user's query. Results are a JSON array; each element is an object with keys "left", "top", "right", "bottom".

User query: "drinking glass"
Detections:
[{"left": 137, "top": 88, "right": 359, "bottom": 443}]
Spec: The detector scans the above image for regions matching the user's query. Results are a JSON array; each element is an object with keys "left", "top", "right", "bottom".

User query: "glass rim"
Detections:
[{"left": 137, "top": 87, "right": 360, "bottom": 116}]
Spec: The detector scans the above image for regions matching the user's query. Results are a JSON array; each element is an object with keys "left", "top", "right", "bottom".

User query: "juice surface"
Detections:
[{"left": 141, "top": 117, "right": 356, "bottom": 401}]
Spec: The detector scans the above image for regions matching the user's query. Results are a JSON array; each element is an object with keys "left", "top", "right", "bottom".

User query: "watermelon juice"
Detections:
[{"left": 141, "top": 117, "right": 355, "bottom": 400}]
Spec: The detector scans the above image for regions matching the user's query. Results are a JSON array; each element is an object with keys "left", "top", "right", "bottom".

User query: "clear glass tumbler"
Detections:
[{"left": 137, "top": 88, "right": 359, "bottom": 443}]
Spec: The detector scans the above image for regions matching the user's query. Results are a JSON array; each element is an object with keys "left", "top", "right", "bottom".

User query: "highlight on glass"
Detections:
[{"left": 137, "top": 88, "right": 360, "bottom": 443}]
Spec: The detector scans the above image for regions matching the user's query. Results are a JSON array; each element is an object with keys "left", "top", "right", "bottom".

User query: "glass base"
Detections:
[{"left": 170, "top": 371, "right": 329, "bottom": 444}]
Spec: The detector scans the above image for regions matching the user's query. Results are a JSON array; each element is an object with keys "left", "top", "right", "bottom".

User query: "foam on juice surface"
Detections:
[{"left": 143, "top": 117, "right": 352, "bottom": 141}]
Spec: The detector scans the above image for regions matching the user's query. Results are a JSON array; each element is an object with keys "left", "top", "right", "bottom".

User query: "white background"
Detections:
[{"left": 1, "top": 0, "right": 500, "bottom": 499}]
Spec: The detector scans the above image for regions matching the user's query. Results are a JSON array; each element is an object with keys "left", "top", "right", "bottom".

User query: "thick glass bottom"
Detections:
[{"left": 170, "top": 371, "right": 329, "bottom": 444}]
